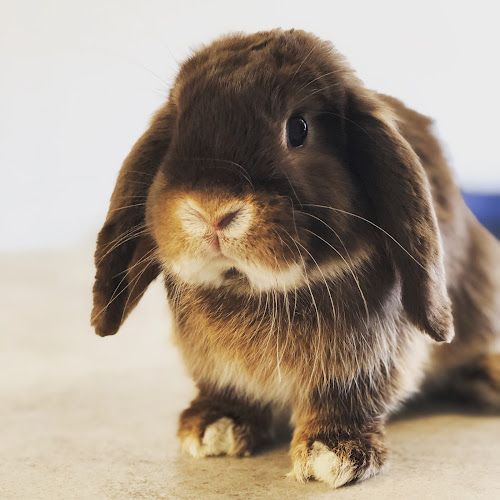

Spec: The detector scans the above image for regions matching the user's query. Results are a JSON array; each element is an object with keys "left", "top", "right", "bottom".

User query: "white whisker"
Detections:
[{"left": 302, "top": 203, "right": 426, "bottom": 271}]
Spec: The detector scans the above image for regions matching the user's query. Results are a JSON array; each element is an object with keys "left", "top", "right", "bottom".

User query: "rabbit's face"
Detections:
[
  {"left": 147, "top": 32, "right": 367, "bottom": 291},
  {"left": 93, "top": 29, "right": 453, "bottom": 342}
]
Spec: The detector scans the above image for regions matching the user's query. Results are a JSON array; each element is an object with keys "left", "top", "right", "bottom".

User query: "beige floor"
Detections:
[{"left": 1, "top": 248, "right": 500, "bottom": 500}]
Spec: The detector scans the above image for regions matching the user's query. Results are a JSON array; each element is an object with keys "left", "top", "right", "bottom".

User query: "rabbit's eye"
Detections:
[{"left": 287, "top": 115, "right": 308, "bottom": 147}]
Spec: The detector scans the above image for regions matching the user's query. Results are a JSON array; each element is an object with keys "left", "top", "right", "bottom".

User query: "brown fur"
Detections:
[{"left": 91, "top": 29, "right": 500, "bottom": 487}]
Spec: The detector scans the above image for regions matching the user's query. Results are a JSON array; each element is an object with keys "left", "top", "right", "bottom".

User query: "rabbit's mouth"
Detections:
[
  {"left": 148, "top": 185, "right": 308, "bottom": 291},
  {"left": 223, "top": 267, "right": 242, "bottom": 280}
]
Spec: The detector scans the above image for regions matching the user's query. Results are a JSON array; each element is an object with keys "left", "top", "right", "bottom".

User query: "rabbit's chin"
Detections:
[
  {"left": 165, "top": 255, "right": 304, "bottom": 292},
  {"left": 164, "top": 247, "right": 373, "bottom": 294}
]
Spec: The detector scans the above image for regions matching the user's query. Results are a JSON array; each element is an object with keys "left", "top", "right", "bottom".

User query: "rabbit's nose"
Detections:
[
  {"left": 213, "top": 210, "right": 240, "bottom": 231},
  {"left": 178, "top": 199, "right": 253, "bottom": 246}
]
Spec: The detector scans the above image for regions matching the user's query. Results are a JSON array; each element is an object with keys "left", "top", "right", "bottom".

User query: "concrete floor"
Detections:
[{"left": 1, "top": 248, "right": 500, "bottom": 499}]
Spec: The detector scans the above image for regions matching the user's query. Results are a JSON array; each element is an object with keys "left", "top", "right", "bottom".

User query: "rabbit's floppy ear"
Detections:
[
  {"left": 91, "top": 105, "right": 172, "bottom": 337},
  {"left": 344, "top": 90, "right": 454, "bottom": 342}
]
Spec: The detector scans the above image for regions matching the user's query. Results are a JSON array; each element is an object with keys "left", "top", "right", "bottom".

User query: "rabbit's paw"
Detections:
[
  {"left": 180, "top": 417, "right": 253, "bottom": 457},
  {"left": 289, "top": 438, "right": 386, "bottom": 488},
  {"left": 178, "top": 392, "right": 272, "bottom": 457}
]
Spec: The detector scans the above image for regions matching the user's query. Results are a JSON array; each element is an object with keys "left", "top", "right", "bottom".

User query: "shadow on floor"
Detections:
[{"left": 392, "top": 393, "right": 500, "bottom": 422}]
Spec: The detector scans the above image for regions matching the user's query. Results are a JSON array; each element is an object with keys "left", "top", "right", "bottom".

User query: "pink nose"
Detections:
[{"left": 213, "top": 210, "right": 239, "bottom": 231}]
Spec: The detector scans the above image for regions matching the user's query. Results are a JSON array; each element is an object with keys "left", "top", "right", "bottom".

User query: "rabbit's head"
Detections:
[{"left": 91, "top": 29, "right": 454, "bottom": 343}]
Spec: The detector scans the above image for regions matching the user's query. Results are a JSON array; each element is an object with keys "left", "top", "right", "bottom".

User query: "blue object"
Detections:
[{"left": 462, "top": 193, "right": 500, "bottom": 237}]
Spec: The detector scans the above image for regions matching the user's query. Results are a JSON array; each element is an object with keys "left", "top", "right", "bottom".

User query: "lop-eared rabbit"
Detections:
[{"left": 92, "top": 29, "right": 500, "bottom": 488}]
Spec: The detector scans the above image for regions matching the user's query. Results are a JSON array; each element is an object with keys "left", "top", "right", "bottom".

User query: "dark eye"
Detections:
[{"left": 287, "top": 115, "right": 308, "bottom": 147}]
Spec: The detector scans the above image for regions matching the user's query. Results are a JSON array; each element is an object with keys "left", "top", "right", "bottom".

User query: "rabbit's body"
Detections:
[{"left": 92, "top": 30, "right": 500, "bottom": 487}]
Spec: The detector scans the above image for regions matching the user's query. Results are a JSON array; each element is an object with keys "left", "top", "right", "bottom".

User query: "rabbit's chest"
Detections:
[
  {"left": 172, "top": 301, "right": 307, "bottom": 405},
  {"left": 169, "top": 284, "right": 407, "bottom": 402}
]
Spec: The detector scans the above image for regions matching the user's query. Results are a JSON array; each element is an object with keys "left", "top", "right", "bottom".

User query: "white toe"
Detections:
[
  {"left": 182, "top": 417, "right": 238, "bottom": 457},
  {"left": 290, "top": 441, "right": 356, "bottom": 488}
]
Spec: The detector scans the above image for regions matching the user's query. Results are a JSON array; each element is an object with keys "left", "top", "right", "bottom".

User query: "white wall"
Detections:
[{"left": 1, "top": 0, "right": 499, "bottom": 251}]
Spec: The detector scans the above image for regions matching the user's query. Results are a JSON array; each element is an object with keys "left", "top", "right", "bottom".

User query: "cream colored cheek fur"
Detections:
[
  {"left": 166, "top": 246, "right": 373, "bottom": 295},
  {"left": 169, "top": 257, "right": 233, "bottom": 287}
]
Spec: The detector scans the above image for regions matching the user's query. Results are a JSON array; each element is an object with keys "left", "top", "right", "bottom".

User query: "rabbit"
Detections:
[{"left": 91, "top": 29, "right": 500, "bottom": 488}]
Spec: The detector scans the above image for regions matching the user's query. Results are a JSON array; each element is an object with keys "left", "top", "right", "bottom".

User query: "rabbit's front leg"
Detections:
[
  {"left": 289, "top": 383, "right": 387, "bottom": 488},
  {"left": 178, "top": 385, "right": 272, "bottom": 458}
]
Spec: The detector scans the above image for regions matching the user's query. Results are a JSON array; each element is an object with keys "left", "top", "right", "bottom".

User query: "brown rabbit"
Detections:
[{"left": 91, "top": 29, "right": 500, "bottom": 488}]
